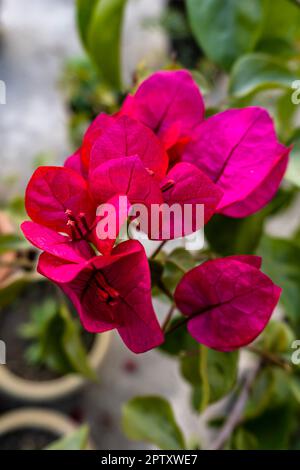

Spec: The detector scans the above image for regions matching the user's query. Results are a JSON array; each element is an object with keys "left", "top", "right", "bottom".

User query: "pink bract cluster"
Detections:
[{"left": 21, "top": 70, "right": 286, "bottom": 353}]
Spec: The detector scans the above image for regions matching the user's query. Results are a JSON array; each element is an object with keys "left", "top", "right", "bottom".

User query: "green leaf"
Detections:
[
  {"left": 60, "top": 303, "right": 98, "bottom": 381},
  {"left": 232, "top": 428, "right": 258, "bottom": 450},
  {"left": 86, "top": 0, "right": 127, "bottom": 89},
  {"left": 205, "top": 212, "right": 265, "bottom": 256},
  {"left": 181, "top": 347, "right": 238, "bottom": 410},
  {"left": 76, "top": 0, "right": 99, "bottom": 49},
  {"left": 290, "top": 376, "right": 300, "bottom": 404},
  {"left": 205, "top": 188, "right": 295, "bottom": 256},
  {"left": 46, "top": 425, "right": 89, "bottom": 450},
  {"left": 122, "top": 396, "right": 185, "bottom": 450},
  {"left": 257, "top": 236, "right": 300, "bottom": 326},
  {"left": 257, "top": 320, "right": 295, "bottom": 354},
  {"left": 244, "top": 368, "right": 275, "bottom": 419},
  {"left": 20, "top": 297, "right": 96, "bottom": 380},
  {"left": 245, "top": 405, "right": 295, "bottom": 449},
  {"left": 285, "top": 130, "right": 300, "bottom": 187},
  {"left": 259, "top": 0, "right": 300, "bottom": 45},
  {"left": 275, "top": 91, "right": 298, "bottom": 142},
  {"left": 186, "top": 0, "right": 264, "bottom": 70},
  {"left": 245, "top": 368, "right": 293, "bottom": 420},
  {"left": 162, "top": 248, "right": 197, "bottom": 294},
  {"left": 159, "top": 318, "right": 197, "bottom": 356},
  {"left": 229, "top": 53, "right": 297, "bottom": 98}
]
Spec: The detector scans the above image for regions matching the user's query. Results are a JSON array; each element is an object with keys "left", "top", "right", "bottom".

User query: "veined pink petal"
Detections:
[
  {"left": 174, "top": 256, "right": 281, "bottom": 351},
  {"left": 37, "top": 252, "right": 89, "bottom": 283},
  {"left": 182, "top": 107, "right": 290, "bottom": 217},
  {"left": 38, "top": 240, "right": 163, "bottom": 353},
  {"left": 25, "top": 166, "right": 95, "bottom": 234},
  {"left": 156, "top": 162, "right": 222, "bottom": 239},
  {"left": 64, "top": 149, "right": 86, "bottom": 178},
  {"left": 221, "top": 150, "right": 289, "bottom": 217},
  {"left": 89, "top": 155, "right": 163, "bottom": 207},
  {"left": 89, "top": 115, "right": 168, "bottom": 181},
  {"left": 91, "top": 195, "right": 131, "bottom": 256},
  {"left": 81, "top": 113, "right": 115, "bottom": 171},
  {"left": 121, "top": 70, "right": 205, "bottom": 147},
  {"left": 21, "top": 221, "right": 94, "bottom": 262}
]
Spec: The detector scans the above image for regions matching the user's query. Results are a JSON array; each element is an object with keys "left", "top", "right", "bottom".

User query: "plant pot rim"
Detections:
[
  {"left": 0, "top": 331, "right": 110, "bottom": 402},
  {"left": 0, "top": 408, "right": 77, "bottom": 438}
]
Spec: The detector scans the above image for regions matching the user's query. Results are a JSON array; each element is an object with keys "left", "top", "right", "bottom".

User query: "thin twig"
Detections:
[
  {"left": 165, "top": 315, "right": 188, "bottom": 335},
  {"left": 151, "top": 240, "right": 167, "bottom": 259},
  {"left": 162, "top": 304, "right": 176, "bottom": 332},
  {"left": 209, "top": 362, "right": 261, "bottom": 450},
  {"left": 247, "top": 345, "right": 292, "bottom": 372}
]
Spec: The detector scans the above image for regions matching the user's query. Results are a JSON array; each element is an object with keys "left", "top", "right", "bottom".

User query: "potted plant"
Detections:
[
  {"left": 0, "top": 408, "right": 91, "bottom": 450},
  {"left": 0, "top": 280, "right": 110, "bottom": 403}
]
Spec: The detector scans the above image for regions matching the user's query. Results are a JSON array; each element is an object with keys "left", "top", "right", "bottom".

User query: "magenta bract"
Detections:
[
  {"left": 121, "top": 71, "right": 290, "bottom": 218},
  {"left": 174, "top": 256, "right": 281, "bottom": 351},
  {"left": 38, "top": 240, "right": 164, "bottom": 353}
]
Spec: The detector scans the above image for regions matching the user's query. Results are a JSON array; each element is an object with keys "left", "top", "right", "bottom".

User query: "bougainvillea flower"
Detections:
[
  {"left": 89, "top": 155, "right": 164, "bottom": 208},
  {"left": 22, "top": 165, "right": 118, "bottom": 255},
  {"left": 89, "top": 156, "right": 222, "bottom": 239},
  {"left": 37, "top": 240, "right": 164, "bottom": 353},
  {"left": 174, "top": 255, "right": 281, "bottom": 352},
  {"left": 64, "top": 149, "right": 86, "bottom": 178},
  {"left": 89, "top": 115, "right": 168, "bottom": 181},
  {"left": 157, "top": 162, "right": 223, "bottom": 239},
  {"left": 120, "top": 70, "right": 289, "bottom": 217},
  {"left": 21, "top": 221, "right": 95, "bottom": 262},
  {"left": 182, "top": 108, "right": 290, "bottom": 217},
  {"left": 80, "top": 113, "right": 115, "bottom": 171},
  {"left": 121, "top": 69, "right": 205, "bottom": 157}
]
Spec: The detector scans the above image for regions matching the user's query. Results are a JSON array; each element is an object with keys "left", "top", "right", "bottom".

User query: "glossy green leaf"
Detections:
[
  {"left": 159, "top": 318, "right": 197, "bottom": 356},
  {"left": 257, "top": 320, "right": 295, "bottom": 354},
  {"left": 181, "top": 347, "right": 238, "bottom": 411},
  {"left": 76, "top": 0, "right": 99, "bottom": 49},
  {"left": 46, "top": 425, "right": 89, "bottom": 450},
  {"left": 186, "top": 0, "right": 264, "bottom": 70},
  {"left": 285, "top": 130, "right": 300, "bottom": 187},
  {"left": 229, "top": 53, "right": 296, "bottom": 98},
  {"left": 257, "top": 236, "right": 300, "bottom": 326},
  {"left": 232, "top": 428, "right": 258, "bottom": 450},
  {"left": 205, "top": 188, "right": 295, "bottom": 257},
  {"left": 245, "top": 405, "right": 295, "bottom": 449},
  {"left": 122, "top": 396, "right": 185, "bottom": 450},
  {"left": 20, "top": 298, "right": 96, "bottom": 380},
  {"left": 259, "top": 0, "right": 300, "bottom": 45},
  {"left": 87, "top": 0, "right": 127, "bottom": 89},
  {"left": 205, "top": 212, "right": 265, "bottom": 256},
  {"left": 162, "top": 248, "right": 197, "bottom": 294},
  {"left": 60, "top": 303, "right": 98, "bottom": 381}
]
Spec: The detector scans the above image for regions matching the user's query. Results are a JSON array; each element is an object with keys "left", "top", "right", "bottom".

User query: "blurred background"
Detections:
[{"left": 1, "top": 0, "right": 300, "bottom": 451}]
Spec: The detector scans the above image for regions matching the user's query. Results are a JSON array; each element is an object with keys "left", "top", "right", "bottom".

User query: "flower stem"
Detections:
[
  {"left": 151, "top": 240, "right": 168, "bottom": 259},
  {"left": 162, "top": 304, "right": 176, "bottom": 332},
  {"left": 247, "top": 345, "right": 292, "bottom": 371}
]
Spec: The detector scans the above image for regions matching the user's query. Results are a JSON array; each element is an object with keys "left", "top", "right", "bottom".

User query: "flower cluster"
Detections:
[{"left": 22, "top": 70, "right": 287, "bottom": 353}]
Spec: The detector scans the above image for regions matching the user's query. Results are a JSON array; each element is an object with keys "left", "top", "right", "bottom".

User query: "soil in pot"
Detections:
[
  {"left": 0, "top": 428, "right": 59, "bottom": 450},
  {"left": 0, "top": 281, "right": 95, "bottom": 381}
]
